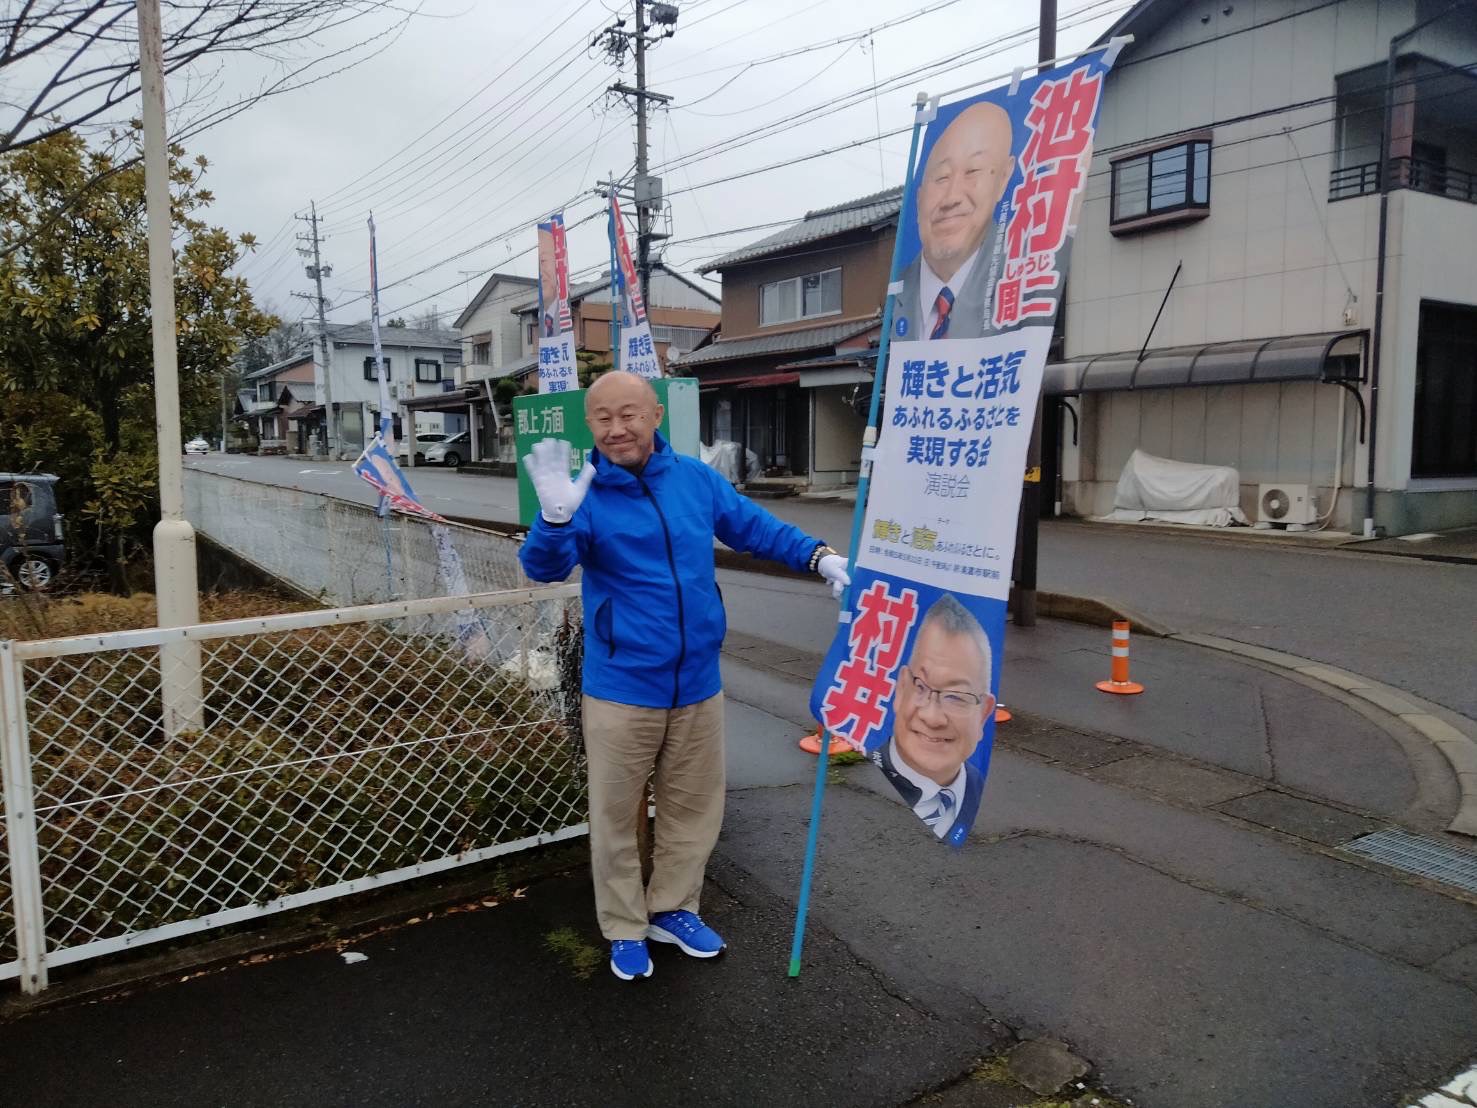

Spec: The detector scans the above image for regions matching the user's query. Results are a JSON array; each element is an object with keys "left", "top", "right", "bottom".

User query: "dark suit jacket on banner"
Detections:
[{"left": 871, "top": 741, "right": 983, "bottom": 848}]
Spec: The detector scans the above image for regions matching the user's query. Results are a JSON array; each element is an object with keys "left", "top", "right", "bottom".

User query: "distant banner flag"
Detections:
[
  {"left": 808, "top": 47, "right": 1118, "bottom": 848},
  {"left": 536, "top": 213, "right": 578, "bottom": 394},
  {"left": 609, "top": 193, "right": 660, "bottom": 379},
  {"left": 354, "top": 214, "right": 444, "bottom": 523},
  {"left": 367, "top": 213, "right": 394, "bottom": 446}
]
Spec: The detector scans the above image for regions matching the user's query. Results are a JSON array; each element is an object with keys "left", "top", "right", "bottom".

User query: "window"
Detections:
[
  {"left": 257, "top": 382, "right": 276, "bottom": 402},
  {"left": 1412, "top": 301, "right": 1477, "bottom": 478},
  {"left": 526, "top": 321, "right": 538, "bottom": 347},
  {"left": 1111, "top": 139, "right": 1211, "bottom": 228},
  {"left": 650, "top": 324, "right": 712, "bottom": 351},
  {"left": 473, "top": 341, "right": 491, "bottom": 364},
  {"left": 415, "top": 358, "right": 441, "bottom": 384},
  {"left": 759, "top": 268, "right": 842, "bottom": 326},
  {"left": 363, "top": 356, "right": 390, "bottom": 381},
  {"left": 1, "top": 482, "right": 34, "bottom": 515}
]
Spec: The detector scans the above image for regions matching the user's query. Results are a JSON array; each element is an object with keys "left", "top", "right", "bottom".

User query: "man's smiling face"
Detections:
[{"left": 916, "top": 102, "right": 1015, "bottom": 283}]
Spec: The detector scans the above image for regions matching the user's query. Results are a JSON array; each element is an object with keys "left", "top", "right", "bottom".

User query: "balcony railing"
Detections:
[{"left": 1330, "top": 156, "right": 1477, "bottom": 203}]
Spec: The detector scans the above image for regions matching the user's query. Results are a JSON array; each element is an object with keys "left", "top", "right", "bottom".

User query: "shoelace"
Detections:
[{"left": 661, "top": 913, "right": 705, "bottom": 936}]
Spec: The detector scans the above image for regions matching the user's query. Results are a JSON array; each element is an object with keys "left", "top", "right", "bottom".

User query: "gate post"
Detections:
[{"left": 0, "top": 641, "right": 49, "bottom": 994}]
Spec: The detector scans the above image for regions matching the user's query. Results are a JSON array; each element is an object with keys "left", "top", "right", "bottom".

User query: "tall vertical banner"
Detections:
[
  {"left": 536, "top": 213, "right": 578, "bottom": 393},
  {"left": 808, "top": 49, "right": 1116, "bottom": 847},
  {"left": 609, "top": 193, "right": 661, "bottom": 379},
  {"left": 350, "top": 217, "right": 492, "bottom": 657}
]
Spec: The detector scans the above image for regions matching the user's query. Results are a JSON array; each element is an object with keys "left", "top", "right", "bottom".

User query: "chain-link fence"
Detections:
[
  {"left": 183, "top": 469, "right": 533, "bottom": 605},
  {"left": 0, "top": 584, "right": 584, "bottom": 994}
]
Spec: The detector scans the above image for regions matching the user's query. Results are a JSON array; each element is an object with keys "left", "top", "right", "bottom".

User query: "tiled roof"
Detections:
[
  {"left": 328, "top": 322, "right": 462, "bottom": 349},
  {"left": 702, "top": 187, "right": 902, "bottom": 273},
  {"left": 674, "top": 318, "right": 878, "bottom": 368}
]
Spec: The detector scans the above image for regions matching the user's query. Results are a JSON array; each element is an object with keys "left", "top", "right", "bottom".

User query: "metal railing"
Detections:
[
  {"left": 1329, "top": 156, "right": 1477, "bottom": 203},
  {"left": 0, "top": 584, "right": 584, "bottom": 994},
  {"left": 184, "top": 468, "right": 532, "bottom": 606}
]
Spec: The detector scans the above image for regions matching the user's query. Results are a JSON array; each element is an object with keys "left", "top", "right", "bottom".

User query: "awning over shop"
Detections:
[
  {"left": 736, "top": 372, "right": 800, "bottom": 390},
  {"left": 1043, "top": 330, "right": 1366, "bottom": 396}
]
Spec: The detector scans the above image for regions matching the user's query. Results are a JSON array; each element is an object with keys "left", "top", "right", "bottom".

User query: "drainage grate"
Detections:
[{"left": 1343, "top": 828, "right": 1477, "bottom": 895}]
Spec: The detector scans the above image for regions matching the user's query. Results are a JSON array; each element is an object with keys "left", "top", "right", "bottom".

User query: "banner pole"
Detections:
[
  {"left": 787, "top": 94, "right": 931, "bottom": 979},
  {"left": 608, "top": 181, "right": 620, "bottom": 369}
]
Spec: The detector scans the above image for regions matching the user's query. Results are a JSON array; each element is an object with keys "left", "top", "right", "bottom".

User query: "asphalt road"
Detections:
[{"left": 187, "top": 454, "right": 1477, "bottom": 719}]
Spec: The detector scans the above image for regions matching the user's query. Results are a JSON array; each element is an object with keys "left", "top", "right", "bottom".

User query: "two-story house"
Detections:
[
  {"left": 506, "top": 262, "right": 721, "bottom": 384},
  {"left": 679, "top": 188, "right": 901, "bottom": 488},
  {"left": 306, "top": 322, "right": 464, "bottom": 455},
  {"left": 454, "top": 272, "right": 539, "bottom": 380},
  {"left": 1045, "top": 0, "right": 1477, "bottom": 534},
  {"left": 235, "top": 351, "right": 317, "bottom": 453}
]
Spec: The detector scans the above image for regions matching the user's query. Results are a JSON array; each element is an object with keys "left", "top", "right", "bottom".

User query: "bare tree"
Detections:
[{"left": 1, "top": 1, "right": 418, "bottom": 155}]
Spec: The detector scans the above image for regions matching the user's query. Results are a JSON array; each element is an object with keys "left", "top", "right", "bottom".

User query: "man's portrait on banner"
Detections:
[
  {"left": 537, "top": 222, "right": 560, "bottom": 339},
  {"left": 896, "top": 102, "right": 1015, "bottom": 343},
  {"left": 870, "top": 592, "right": 995, "bottom": 843}
]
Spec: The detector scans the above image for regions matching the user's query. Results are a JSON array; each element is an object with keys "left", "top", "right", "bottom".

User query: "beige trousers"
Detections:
[{"left": 581, "top": 692, "right": 726, "bottom": 940}]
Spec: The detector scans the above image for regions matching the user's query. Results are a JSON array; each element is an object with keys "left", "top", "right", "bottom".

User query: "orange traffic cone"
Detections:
[
  {"left": 1096, "top": 619, "right": 1144, "bottom": 695},
  {"left": 799, "top": 729, "right": 854, "bottom": 756}
]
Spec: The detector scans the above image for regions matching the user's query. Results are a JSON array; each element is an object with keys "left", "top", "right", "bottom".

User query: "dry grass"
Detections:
[
  {"left": 0, "top": 590, "right": 587, "bottom": 965},
  {"left": 0, "top": 589, "right": 319, "bottom": 642}
]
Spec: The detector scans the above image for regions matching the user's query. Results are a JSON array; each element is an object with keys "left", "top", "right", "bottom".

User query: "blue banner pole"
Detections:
[
  {"left": 608, "top": 191, "right": 621, "bottom": 370},
  {"left": 788, "top": 93, "right": 932, "bottom": 978}
]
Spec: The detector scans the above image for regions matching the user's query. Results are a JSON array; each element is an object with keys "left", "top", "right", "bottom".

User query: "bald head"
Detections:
[
  {"left": 917, "top": 101, "right": 1015, "bottom": 282},
  {"left": 586, "top": 371, "right": 664, "bottom": 469}
]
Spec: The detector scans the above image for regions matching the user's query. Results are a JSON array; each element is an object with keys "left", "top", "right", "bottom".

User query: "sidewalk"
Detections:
[{"left": 3, "top": 616, "right": 1475, "bottom": 1107}]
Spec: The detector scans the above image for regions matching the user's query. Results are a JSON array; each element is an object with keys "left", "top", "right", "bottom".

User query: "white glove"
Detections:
[
  {"left": 817, "top": 553, "right": 851, "bottom": 601},
  {"left": 522, "top": 438, "right": 595, "bottom": 524}
]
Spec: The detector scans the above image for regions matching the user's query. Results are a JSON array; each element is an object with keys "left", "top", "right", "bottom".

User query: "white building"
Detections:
[
  {"left": 1050, "top": 0, "right": 1477, "bottom": 534},
  {"left": 311, "top": 322, "right": 464, "bottom": 451},
  {"left": 453, "top": 273, "right": 538, "bottom": 379}
]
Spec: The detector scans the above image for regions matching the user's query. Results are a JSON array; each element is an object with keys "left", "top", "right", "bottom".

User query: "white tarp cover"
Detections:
[
  {"left": 1103, "top": 449, "right": 1249, "bottom": 527},
  {"left": 700, "top": 440, "right": 761, "bottom": 484}
]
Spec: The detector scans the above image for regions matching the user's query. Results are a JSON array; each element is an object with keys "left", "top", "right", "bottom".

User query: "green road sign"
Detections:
[{"left": 512, "top": 377, "right": 701, "bottom": 526}]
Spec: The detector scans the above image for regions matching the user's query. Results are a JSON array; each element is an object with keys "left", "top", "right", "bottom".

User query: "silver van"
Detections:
[{"left": 1, "top": 474, "right": 65, "bottom": 590}]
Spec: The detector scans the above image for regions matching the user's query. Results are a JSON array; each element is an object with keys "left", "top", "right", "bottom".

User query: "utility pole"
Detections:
[
  {"left": 1015, "top": 0, "right": 1057, "bottom": 629},
  {"left": 295, "top": 204, "right": 337, "bottom": 458},
  {"left": 595, "top": 0, "right": 676, "bottom": 307},
  {"left": 136, "top": 0, "right": 203, "bottom": 740}
]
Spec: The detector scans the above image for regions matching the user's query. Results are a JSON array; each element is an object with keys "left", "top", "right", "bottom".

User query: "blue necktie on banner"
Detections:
[{"left": 930, "top": 286, "right": 954, "bottom": 340}]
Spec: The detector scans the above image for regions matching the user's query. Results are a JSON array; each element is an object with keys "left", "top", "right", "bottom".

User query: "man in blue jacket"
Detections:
[{"left": 519, "top": 371, "right": 850, "bottom": 982}]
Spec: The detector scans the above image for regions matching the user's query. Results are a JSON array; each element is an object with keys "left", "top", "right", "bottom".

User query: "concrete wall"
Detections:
[
  {"left": 1061, "top": 0, "right": 1477, "bottom": 532},
  {"left": 715, "top": 229, "right": 892, "bottom": 339},
  {"left": 1064, "top": 381, "right": 1360, "bottom": 527}
]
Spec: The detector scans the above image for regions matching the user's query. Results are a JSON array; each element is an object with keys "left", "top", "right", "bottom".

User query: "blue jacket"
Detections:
[{"left": 519, "top": 433, "right": 823, "bottom": 709}]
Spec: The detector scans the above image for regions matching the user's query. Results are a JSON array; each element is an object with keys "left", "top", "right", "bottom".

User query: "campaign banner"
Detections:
[
  {"left": 536, "top": 213, "right": 578, "bottom": 394},
  {"left": 809, "top": 49, "right": 1115, "bottom": 847},
  {"left": 609, "top": 193, "right": 660, "bottom": 379}
]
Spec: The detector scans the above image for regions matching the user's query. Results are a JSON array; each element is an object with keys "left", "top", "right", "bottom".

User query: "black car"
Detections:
[{"left": 1, "top": 474, "right": 65, "bottom": 591}]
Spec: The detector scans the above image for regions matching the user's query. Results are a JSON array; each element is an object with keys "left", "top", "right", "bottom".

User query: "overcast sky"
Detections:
[{"left": 175, "top": 0, "right": 1129, "bottom": 328}]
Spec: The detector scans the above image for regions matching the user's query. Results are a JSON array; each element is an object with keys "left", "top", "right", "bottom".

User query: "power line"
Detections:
[{"left": 313, "top": 0, "right": 605, "bottom": 211}]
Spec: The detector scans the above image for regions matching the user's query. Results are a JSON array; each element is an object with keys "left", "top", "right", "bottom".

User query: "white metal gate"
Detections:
[{"left": 0, "top": 585, "right": 584, "bottom": 994}]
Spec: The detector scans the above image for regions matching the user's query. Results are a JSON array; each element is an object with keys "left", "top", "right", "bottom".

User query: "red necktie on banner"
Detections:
[{"left": 931, "top": 286, "right": 954, "bottom": 340}]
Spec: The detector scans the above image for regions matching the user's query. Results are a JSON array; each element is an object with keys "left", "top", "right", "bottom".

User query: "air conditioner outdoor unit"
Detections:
[{"left": 1257, "top": 483, "right": 1318, "bottom": 528}]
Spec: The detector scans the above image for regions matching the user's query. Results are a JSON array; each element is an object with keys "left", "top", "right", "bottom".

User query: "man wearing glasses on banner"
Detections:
[{"left": 872, "top": 593, "right": 995, "bottom": 845}]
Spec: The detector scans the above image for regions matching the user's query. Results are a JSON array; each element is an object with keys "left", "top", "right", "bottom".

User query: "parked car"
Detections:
[
  {"left": 424, "top": 430, "right": 470, "bottom": 468},
  {"left": 184, "top": 437, "right": 210, "bottom": 456},
  {"left": 396, "top": 432, "right": 446, "bottom": 465},
  {"left": 1, "top": 474, "right": 64, "bottom": 591}
]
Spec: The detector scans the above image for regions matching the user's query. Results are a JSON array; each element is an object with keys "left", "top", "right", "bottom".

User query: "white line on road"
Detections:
[
  {"left": 1415, "top": 1062, "right": 1477, "bottom": 1107},
  {"left": 298, "top": 469, "right": 343, "bottom": 475}
]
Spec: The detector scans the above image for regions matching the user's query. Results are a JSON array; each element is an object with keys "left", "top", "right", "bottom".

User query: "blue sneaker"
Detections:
[
  {"left": 610, "top": 939, "right": 653, "bottom": 981},
  {"left": 647, "top": 910, "right": 726, "bottom": 958}
]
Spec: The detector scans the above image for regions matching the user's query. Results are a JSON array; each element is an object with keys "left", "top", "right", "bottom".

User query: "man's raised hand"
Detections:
[{"left": 522, "top": 437, "right": 596, "bottom": 524}]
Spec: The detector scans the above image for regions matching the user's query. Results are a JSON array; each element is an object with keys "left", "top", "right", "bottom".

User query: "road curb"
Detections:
[{"left": 1169, "top": 631, "right": 1477, "bottom": 840}]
